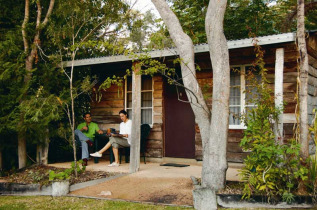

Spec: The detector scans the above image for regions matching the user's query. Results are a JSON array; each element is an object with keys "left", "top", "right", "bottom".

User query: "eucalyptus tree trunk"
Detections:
[
  {"left": 20, "top": 0, "right": 55, "bottom": 169},
  {"left": 70, "top": 51, "right": 78, "bottom": 177},
  {"left": 150, "top": 0, "right": 211, "bottom": 150},
  {"left": 152, "top": 0, "right": 229, "bottom": 209},
  {"left": 194, "top": 1, "right": 230, "bottom": 209},
  {"left": 36, "top": 129, "right": 50, "bottom": 165},
  {"left": 297, "top": 0, "right": 309, "bottom": 160},
  {"left": 204, "top": 0, "right": 229, "bottom": 187}
]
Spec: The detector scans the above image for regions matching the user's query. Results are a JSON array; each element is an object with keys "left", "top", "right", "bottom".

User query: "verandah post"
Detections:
[
  {"left": 130, "top": 62, "right": 141, "bottom": 173},
  {"left": 274, "top": 48, "right": 284, "bottom": 144}
]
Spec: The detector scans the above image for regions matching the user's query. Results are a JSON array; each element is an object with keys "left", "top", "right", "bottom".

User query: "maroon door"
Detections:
[{"left": 164, "top": 80, "right": 195, "bottom": 158}]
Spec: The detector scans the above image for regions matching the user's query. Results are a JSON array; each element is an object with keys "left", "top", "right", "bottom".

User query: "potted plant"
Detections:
[
  {"left": 49, "top": 168, "right": 72, "bottom": 196},
  {"left": 49, "top": 160, "right": 86, "bottom": 196}
]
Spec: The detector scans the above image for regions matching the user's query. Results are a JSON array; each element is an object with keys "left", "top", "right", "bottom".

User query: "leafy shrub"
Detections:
[
  {"left": 71, "top": 159, "right": 86, "bottom": 175},
  {"left": 49, "top": 160, "right": 86, "bottom": 181},
  {"left": 49, "top": 170, "right": 71, "bottom": 181},
  {"left": 240, "top": 129, "right": 308, "bottom": 202},
  {"left": 307, "top": 109, "right": 317, "bottom": 202},
  {"left": 240, "top": 91, "right": 308, "bottom": 202},
  {"left": 306, "top": 156, "right": 317, "bottom": 202},
  {"left": 239, "top": 39, "right": 308, "bottom": 203}
]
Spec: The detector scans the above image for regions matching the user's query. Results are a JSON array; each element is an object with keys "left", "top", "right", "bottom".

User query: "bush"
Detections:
[
  {"left": 49, "top": 160, "right": 86, "bottom": 181},
  {"left": 239, "top": 40, "right": 308, "bottom": 203}
]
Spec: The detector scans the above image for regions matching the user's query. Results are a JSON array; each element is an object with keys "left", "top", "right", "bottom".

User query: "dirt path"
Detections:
[
  {"left": 70, "top": 175, "right": 194, "bottom": 205},
  {"left": 51, "top": 160, "right": 241, "bottom": 206}
]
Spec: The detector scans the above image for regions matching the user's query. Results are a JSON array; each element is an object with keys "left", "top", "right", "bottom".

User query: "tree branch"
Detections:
[
  {"left": 35, "top": 0, "right": 42, "bottom": 32},
  {"left": 74, "top": 20, "right": 87, "bottom": 40},
  {"left": 79, "top": 20, "right": 105, "bottom": 45},
  {"left": 42, "top": 0, "right": 55, "bottom": 26},
  {"left": 22, "top": 0, "right": 30, "bottom": 53},
  {"left": 151, "top": 0, "right": 210, "bottom": 119}
]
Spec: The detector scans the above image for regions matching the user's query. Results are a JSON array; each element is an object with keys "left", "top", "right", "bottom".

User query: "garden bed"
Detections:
[
  {"left": 0, "top": 165, "right": 120, "bottom": 186},
  {"left": 192, "top": 180, "right": 315, "bottom": 208}
]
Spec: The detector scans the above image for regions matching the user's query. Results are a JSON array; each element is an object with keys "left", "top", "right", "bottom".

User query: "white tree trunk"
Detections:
[
  {"left": 204, "top": 0, "right": 229, "bottom": 189},
  {"left": 196, "top": 1, "right": 230, "bottom": 209},
  {"left": 19, "top": 0, "right": 55, "bottom": 169},
  {"left": 274, "top": 48, "right": 284, "bottom": 144},
  {"left": 297, "top": 0, "right": 309, "bottom": 159},
  {"left": 18, "top": 133, "right": 27, "bottom": 169},
  {"left": 130, "top": 63, "right": 142, "bottom": 173},
  {"left": 36, "top": 129, "right": 50, "bottom": 165},
  {"left": 70, "top": 52, "right": 78, "bottom": 177},
  {"left": 152, "top": 0, "right": 229, "bottom": 209}
]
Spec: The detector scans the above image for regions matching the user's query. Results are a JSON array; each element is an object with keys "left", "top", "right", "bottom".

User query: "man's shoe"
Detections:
[
  {"left": 82, "top": 158, "right": 88, "bottom": 166},
  {"left": 86, "top": 140, "right": 93, "bottom": 147},
  {"left": 90, "top": 152, "right": 102, "bottom": 157},
  {"left": 107, "top": 162, "right": 119, "bottom": 167}
]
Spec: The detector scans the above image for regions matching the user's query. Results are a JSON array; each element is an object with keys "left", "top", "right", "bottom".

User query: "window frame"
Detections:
[
  {"left": 229, "top": 64, "right": 256, "bottom": 130},
  {"left": 125, "top": 76, "right": 154, "bottom": 126}
]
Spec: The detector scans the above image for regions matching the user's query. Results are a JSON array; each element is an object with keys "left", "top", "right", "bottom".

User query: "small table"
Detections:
[{"left": 94, "top": 133, "right": 114, "bottom": 163}]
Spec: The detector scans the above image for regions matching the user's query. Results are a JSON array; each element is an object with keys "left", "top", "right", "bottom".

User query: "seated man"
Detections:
[
  {"left": 75, "top": 112, "right": 103, "bottom": 166},
  {"left": 90, "top": 110, "right": 132, "bottom": 167}
]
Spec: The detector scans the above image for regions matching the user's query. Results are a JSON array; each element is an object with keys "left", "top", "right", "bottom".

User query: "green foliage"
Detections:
[
  {"left": 239, "top": 38, "right": 308, "bottom": 203},
  {"left": 49, "top": 160, "right": 86, "bottom": 181},
  {"left": 240, "top": 135, "right": 307, "bottom": 202},
  {"left": 148, "top": 23, "right": 174, "bottom": 49},
  {"left": 71, "top": 159, "right": 86, "bottom": 175},
  {"left": 49, "top": 170, "right": 71, "bottom": 181},
  {"left": 19, "top": 88, "right": 61, "bottom": 144},
  {"left": 167, "top": 0, "right": 317, "bottom": 43},
  {"left": 225, "top": 0, "right": 280, "bottom": 40},
  {"left": 47, "top": 0, "right": 131, "bottom": 59},
  {"left": 27, "top": 170, "right": 46, "bottom": 184},
  {"left": 307, "top": 109, "right": 317, "bottom": 201},
  {"left": 306, "top": 156, "right": 317, "bottom": 202},
  {"left": 170, "top": 0, "right": 282, "bottom": 42},
  {"left": 128, "top": 10, "right": 157, "bottom": 50}
]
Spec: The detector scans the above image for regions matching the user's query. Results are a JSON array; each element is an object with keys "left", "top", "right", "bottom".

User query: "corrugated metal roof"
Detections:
[{"left": 64, "top": 32, "right": 296, "bottom": 67}]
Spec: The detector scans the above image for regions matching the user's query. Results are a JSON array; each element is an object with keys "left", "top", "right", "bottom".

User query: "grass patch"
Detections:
[{"left": 0, "top": 196, "right": 192, "bottom": 209}]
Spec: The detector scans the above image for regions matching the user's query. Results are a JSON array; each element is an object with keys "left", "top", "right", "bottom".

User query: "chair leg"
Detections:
[
  {"left": 125, "top": 148, "right": 130, "bottom": 163},
  {"left": 110, "top": 146, "right": 114, "bottom": 164}
]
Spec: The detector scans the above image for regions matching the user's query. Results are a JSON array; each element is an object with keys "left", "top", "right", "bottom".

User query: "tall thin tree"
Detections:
[
  {"left": 151, "top": 0, "right": 229, "bottom": 209},
  {"left": 20, "top": 0, "right": 55, "bottom": 168},
  {"left": 297, "top": 0, "right": 309, "bottom": 160}
]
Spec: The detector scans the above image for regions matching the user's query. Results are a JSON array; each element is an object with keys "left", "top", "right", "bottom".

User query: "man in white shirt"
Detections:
[{"left": 90, "top": 110, "right": 132, "bottom": 167}]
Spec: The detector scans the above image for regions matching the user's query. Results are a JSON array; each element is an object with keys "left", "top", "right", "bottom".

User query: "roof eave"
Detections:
[{"left": 64, "top": 32, "right": 296, "bottom": 68}]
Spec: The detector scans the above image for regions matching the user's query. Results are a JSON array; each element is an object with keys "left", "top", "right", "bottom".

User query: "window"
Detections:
[
  {"left": 229, "top": 65, "right": 260, "bottom": 129},
  {"left": 125, "top": 76, "right": 153, "bottom": 125}
]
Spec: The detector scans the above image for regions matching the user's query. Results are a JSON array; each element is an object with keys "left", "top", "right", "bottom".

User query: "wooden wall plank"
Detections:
[
  {"left": 91, "top": 100, "right": 124, "bottom": 108},
  {"left": 153, "top": 90, "right": 163, "bottom": 99},
  {"left": 147, "top": 139, "right": 163, "bottom": 149},
  {"left": 148, "top": 131, "right": 163, "bottom": 140},
  {"left": 227, "top": 152, "right": 248, "bottom": 163},
  {"left": 145, "top": 149, "right": 162, "bottom": 158},
  {"left": 91, "top": 107, "right": 123, "bottom": 116}
]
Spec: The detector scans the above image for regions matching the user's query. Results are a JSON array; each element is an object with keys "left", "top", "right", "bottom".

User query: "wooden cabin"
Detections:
[{"left": 66, "top": 31, "right": 317, "bottom": 163}]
